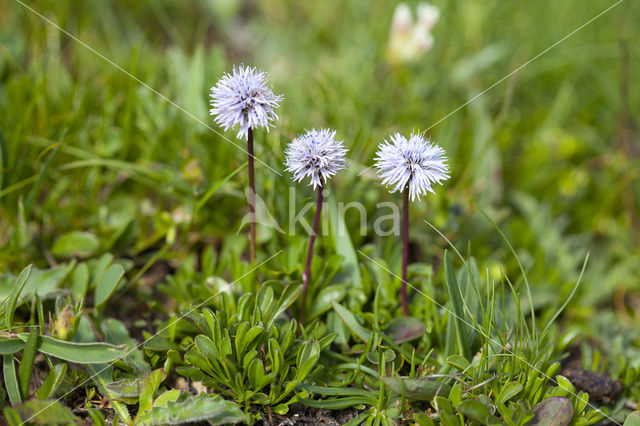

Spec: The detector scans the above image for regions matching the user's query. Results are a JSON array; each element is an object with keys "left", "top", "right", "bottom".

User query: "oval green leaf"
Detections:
[
  {"left": 94, "top": 264, "right": 125, "bottom": 310},
  {"left": 51, "top": 231, "right": 99, "bottom": 258}
]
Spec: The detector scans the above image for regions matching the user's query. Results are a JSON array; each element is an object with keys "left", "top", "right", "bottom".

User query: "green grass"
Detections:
[{"left": 1, "top": 0, "right": 639, "bottom": 424}]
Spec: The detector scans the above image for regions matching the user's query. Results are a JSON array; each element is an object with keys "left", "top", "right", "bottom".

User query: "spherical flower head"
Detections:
[
  {"left": 285, "top": 129, "right": 349, "bottom": 189},
  {"left": 374, "top": 132, "right": 449, "bottom": 201},
  {"left": 209, "top": 65, "right": 283, "bottom": 140}
]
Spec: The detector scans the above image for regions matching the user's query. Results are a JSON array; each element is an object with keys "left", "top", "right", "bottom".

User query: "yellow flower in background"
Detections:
[{"left": 387, "top": 2, "right": 440, "bottom": 65}]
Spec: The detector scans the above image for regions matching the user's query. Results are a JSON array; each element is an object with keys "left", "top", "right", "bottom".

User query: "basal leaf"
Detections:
[
  {"left": 331, "top": 301, "right": 371, "bottom": 343},
  {"left": 381, "top": 376, "right": 450, "bottom": 401},
  {"left": 136, "top": 393, "right": 244, "bottom": 425},
  {"left": 17, "top": 333, "right": 126, "bottom": 364},
  {"left": 3, "top": 355, "right": 21, "bottom": 405},
  {"left": 384, "top": 316, "right": 425, "bottom": 344},
  {"left": 497, "top": 381, "right": 524, "bottom": 404},
  {"left": 0, "top": 339, "right": 25, "bottom": 355},
  {"left": 35, "top": 364, "right": 68, "bottom": 400}
]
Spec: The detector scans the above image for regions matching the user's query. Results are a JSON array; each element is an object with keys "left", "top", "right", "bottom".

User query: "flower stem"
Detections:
[
  {"left": 401, "top": 185, "right": 409, "bottom": 316},
  {"left": 247, "top": 127, "right": 256, "bottom": 263},
  {"left": 300, "top": 183, "right": 324, "bottom": 324}
]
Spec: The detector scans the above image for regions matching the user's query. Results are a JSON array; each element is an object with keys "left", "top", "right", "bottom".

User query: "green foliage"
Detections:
[
  {"left": 104, "top": 368, "right": 243, "bottom": 425},
  {"left": 3, "top": 399, "right": 78, "bottom": 426},
  {"left": 176, "top": 283, "right": 331, "bottom": 417},
  {"left": 0, "top": 0, "right": 639, "bottom": 424}
]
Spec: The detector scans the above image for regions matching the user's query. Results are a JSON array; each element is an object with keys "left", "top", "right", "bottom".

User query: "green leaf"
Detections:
[
  {"left": 238, "top": 325, "right": 262, "bottom": 357},
  {"left": 298, "top": 384, "right": 376, "bottom": 398},
  {"left": 331, "top": 301, "right": 371, "bottom": 343},
  {"left": 447, "top": 354, "right": 471, "bottom": 372},
  {"left": 530, "top": 397, "right": 573, "bottom": 426},
  {"left": 413, "top": 413, "right": 436, "bottom": 426},
  {"left": 195, "top": 162, "right": 248, "bottom": 214},
  {"left": 384, "top": 316, "right": 425, "bottom": 344},
  {"left": 136, "top": 393, "right": 244, "bottom": 425},
  {"left": 624, "top": 412, "right": 640, "bottom": 426},
  {"left": 444, "top": 251, "right": 469, "bottom": 358},
  {"left": 34, "top": 291, "right": 44, "bottom": 335},
  {"left": 101, "top": 318, "right": 150, "bottom": 375},
  {"left": 105, "top": 376, "right": 142, "bottom": 398},
  {"left": 497, "top": 381, "right": 523, "bottom": 404},
  {"left": 51, "top": 231, "right": 99, "bottom": 258},
  {"left": 24, "top": 133, "right": 63, "bottom": 216},
  {"left": 306, "top": 285, "right": 347, "bottom": 321},
  {"left": 94, "top": 264, "right": 125, "bottom": 311},
  {"left": 264, "top": 283, "right": 303, "bottom": 329},
  {"left": 4, "top": 399, "right": 78, "bottom": 425},
  {"left": 3, "top": 355, "right": 21, "bottom": 405},
  {"left": 139, "top": 369, "right": 167, "bottom": 414},
  {"left": 328, "top": 194, "right": 362, "bottom": 289},
  {"left": 18, "top": 328, "right": 38, "bottom": 400},
  {"left": 70, "top": 263, "right": 89, "bottom": 302},
  {"left": 381, "top": 376, "right": 451, "bottom": 401},
  {"left": 0, "top": 129, "right": 6, "bottom": 190},
  {"left": 17, "top": 333, "right": 126, "bottom": 364},
  {"left": 555, "top": 375, "right": 575, "bottom": 395},
  {"left": 5, "top": 264, "right": 32, "bottom": 331},
  {"left": 151, "top": 389, "right": 182, "bottom": 409},
  {"left": 457, "top": 400, "right": 490, "bottom": 424},
  {"left": 0, "top": 339, "right": 25, "bottom": 355},
  {"left": 87, "top": 407, "right": 107, "bottom": 426},
  {"left": 35, "top": 364, "right": 68, "bottom": 400},
  {"left": 295, "top": 340, "right": 320, "bottom": 382},
  {"left": 144, "top": 336, "right": 181, "bottom": 352},
  {"left": 366, "top": 348, "right": 396, "bottom": 365},
  {"left": 299, "top": 396, "right": 371, "bottom": 410}
]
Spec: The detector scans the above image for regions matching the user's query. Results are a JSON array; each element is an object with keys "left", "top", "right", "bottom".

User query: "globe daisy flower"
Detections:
[
  {"left": 210, "top": 65, "right": 283, "bottom": 140},
  {"left": 374, "top": 132, "right": 449, "bottom": 315},
  {"left": 285, "top": 129, "right": 348, "bottom": 189},
  {"left": 285, "top": 129, "right": 348, "bottom": 322},
  {"left": 209, "top": 65, "right": 283, "bottom": 262}
]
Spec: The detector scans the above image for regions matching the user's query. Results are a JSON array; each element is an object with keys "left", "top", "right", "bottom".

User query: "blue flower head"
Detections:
[
  {"left": 210, "top": 65, "right": 283, "bottom": 140},
  {"left": 285, "top": 129, "right": 349, "bottom": 189},
  {"left": 374, "top": 132, "right": 449, "bottom": 201}
]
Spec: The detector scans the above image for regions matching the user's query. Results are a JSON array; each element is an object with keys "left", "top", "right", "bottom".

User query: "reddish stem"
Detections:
[
  {"left": 300, "top": 183, "right": 324, "bottom": 324},
  {"left": 401, "top": 186, "right": 409, "bottom": 316},
  {"left": 247, "top": 127, "right": 256, "bottom": 263}
]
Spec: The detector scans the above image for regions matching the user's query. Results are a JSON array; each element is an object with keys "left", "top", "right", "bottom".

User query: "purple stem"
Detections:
[
  {"left": 247, "top": 127, "right": 256, "bottom": 263},
  {"left": 401, "top": 185, "right": 409, "bottom": 316},
  {"left": 300, "top": 183, "right": 324, "bottom": 324}
]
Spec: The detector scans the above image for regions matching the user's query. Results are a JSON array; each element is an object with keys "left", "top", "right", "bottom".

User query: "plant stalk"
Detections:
[
  {"left": 401, "top": 185, "right": 409, "bottom": 316},
  {"left": 247, "top": 127, "right": 256, "bottom": 263},
  {"left": 300, "top": 183, "right": 324, "bottom": 324}
]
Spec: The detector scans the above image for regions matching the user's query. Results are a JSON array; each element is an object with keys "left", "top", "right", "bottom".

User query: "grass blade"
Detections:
[
  {"left": 5, "top": 264, "right": 33, "bottom": 331},
  {"left": 478, "top": 208, "right": 538, "bottom": 346},
  {"left": 24, "top": 129, "right": 65, "bottom": 216},
  {"left": 0, "top": 129, "right": 6, "bottom": 190},
  {"left": 540, "top": 254, "right": 589, "bottom": 342},
  {"left": 444, "top": 250, "right": 469, "bottom": 359}
]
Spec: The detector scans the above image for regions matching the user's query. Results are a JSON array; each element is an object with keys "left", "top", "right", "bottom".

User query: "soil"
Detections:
[{"left": 268, "top": 404, "right": 360, "bottom": 426}]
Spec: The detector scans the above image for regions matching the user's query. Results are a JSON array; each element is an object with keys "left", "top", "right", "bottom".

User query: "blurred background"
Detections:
[{"left": 0, "top": 0, "right": 639, "bottom": 362}]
